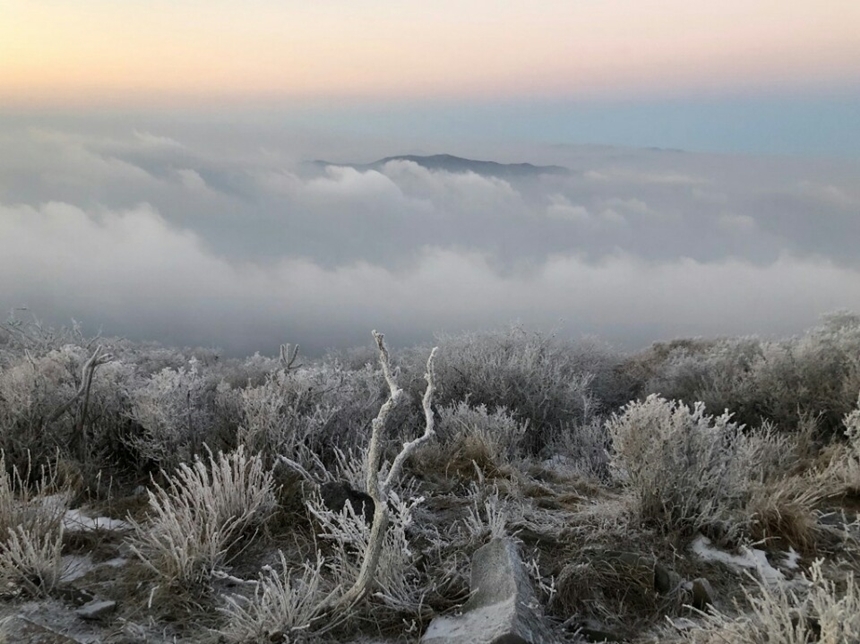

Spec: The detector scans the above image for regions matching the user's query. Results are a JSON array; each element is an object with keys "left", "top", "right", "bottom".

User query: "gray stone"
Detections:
[
  {"left": 0, "top": 616, "right": 81, "bottom": 643},
  {"left": 654, "top": 562, "right": 683, "bottom": 595},
  {"left": 690, "top": 578, "right": 716, "bottom": 610},
  {"left": 421, "top": 537, "right": 557, "bottom": 644},
  {"left": 319, "top": 481, "right": 375, "bottom": 524},
  {"left": 578, "top": 619, "right": 625, "bottom": 642},
  {"left": 75, "top": 599, "right": 117, "bottom": 621},
  {"left": 56, "top": 585, "right": 95, "bottom": 607}
]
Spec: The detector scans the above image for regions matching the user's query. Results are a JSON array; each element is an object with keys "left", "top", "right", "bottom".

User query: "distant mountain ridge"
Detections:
[{"left": 314, "top": 154, "right": 570, "bottom": 178}]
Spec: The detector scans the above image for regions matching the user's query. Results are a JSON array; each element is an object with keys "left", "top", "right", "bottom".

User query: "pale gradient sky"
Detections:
[
  {"left": 2, "top": 1, "right": 860, "bottom": 351},
  {"left": 2, "top": 0, "right": 860, "bottom": 106}
]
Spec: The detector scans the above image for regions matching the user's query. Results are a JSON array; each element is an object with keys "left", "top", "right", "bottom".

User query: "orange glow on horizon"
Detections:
[{"left": 2, "top": 1, "right": 859, "bottom": 108}]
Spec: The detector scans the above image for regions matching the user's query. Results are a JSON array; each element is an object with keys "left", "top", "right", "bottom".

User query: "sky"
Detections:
[
  {"left": 3, "top": 1, "right": 860, "bottom": 104},
  {"left": 1, "top": 2, "right": 859, "bottom": 355}
]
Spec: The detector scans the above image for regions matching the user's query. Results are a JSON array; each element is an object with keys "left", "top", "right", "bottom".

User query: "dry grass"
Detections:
[
  {"left": 409, "top": 401, "right": 526, "bottom": 481},
  {"left": 0, "top": 524, "right": 64, "bottom": 597},
  {"left": 219, "top": 552, "right": 340, "bottom": 643},
  {"left": 0, "top": 451, "right": 68, "bottom": 597},
  {"left": 745, "top": 476, "right": 830, "bottom": 552},
  {"left": 661, "top": 559, "right": 860, "bottom": 643},
  {"left": 129, "top": 446, "right": 276, "bottom": 593}
]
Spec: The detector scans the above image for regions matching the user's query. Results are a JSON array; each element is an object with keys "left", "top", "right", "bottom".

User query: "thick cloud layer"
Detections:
[{"left": 1, "top": 118, "right": 859, "bottom": 355}]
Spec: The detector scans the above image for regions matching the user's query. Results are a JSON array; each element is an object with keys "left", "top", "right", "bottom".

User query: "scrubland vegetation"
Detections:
[{"left": 0, "top": 312, "right": 859, "bottom": 642}]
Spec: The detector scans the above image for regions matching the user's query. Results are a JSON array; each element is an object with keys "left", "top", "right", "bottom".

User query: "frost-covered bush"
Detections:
[
  {"left": 641, "top": 337, "right": 763, "bottom": 427},
  {"left": 666, "top": 560, "right": 860, "bottom": 643},
  {"left": 238, "top": 361, "right": 385, "bottom": 467},
  {"left": 409, "top": 401, "right": 527, "bottom": 478},
  {"left": 543, "top": 418, "right": 612, "bottom": 480},
  {"left": 0, "top": 452, "right": 67, "bottom": 542},
  {"left": 823, "top": 391, "right": 860, "bottom": 494},
  {"left": 748, "top": 316, "right": 860, "bottom": 436},
  {"left": 128, "top": 358, "right": 228, "bottom": 470},
  {"left": 845, "top": 392, "right": 860, "bottom": 458},
  {"left": 0, "top": 452, "right": 68, "bottom": 597},
  {"left": 129, "top": 447, "right": 276, "bottom": 592},
  {"left": 0, "top": 525, "right": 64, "bottom": 597},
  {"left": 608, "top": 395, "right": 822, "bottom": 543},
  {"left": 0, "top": 345, "right": 85, "bottom": 465},
  {"left": 219, "top": 553, "right": 335, "bottom": 643},
  {"left": 307, "top": 489, "right": 427, "bottom": 617},
  {"left": 608, "top": 395, "right": 753, "bottom": 536},
  {"left": 638, "top": 313, "right": 860, "bottom": 437},
  {"left": 422, "top": 326, "right": 615, "bottom": 452}
]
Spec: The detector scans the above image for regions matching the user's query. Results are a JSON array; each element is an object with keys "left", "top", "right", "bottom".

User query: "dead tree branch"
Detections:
[{"left": 320, "top": 331, "right": 437, "bottom": 611}]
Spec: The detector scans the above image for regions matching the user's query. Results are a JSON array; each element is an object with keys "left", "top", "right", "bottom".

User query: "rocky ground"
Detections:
[{"left": 1, "top": 459, "right": 858, "bottom": 644}]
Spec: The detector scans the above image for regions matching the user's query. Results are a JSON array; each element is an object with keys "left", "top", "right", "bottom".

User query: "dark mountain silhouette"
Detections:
[{"left": 313, "top": 154, "right": 570, "bottom": 178}]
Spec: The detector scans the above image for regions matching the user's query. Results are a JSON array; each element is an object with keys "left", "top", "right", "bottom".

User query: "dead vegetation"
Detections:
[{"left": 0, "top": 316, "right": 858, "bottom": 642}]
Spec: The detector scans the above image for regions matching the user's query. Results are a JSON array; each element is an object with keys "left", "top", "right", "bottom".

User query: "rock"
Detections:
[
  {"left": 421, "top": 537, "right": 557, "bottom": 644},
  {"left": 578, "top": 619, "right": 625, "bottom": 642},
  {"left": 319, "top": 481, "right": 375, "bottom": 523},
  {"left": 56, "top": 585, "right": 95, "bottom": 607},
  {"left": 0, "top": 616, "right": 81, "bottom": 643},
  {"left": 75, "top": 599, "right": 117, "bottom": 621},
  {"left": 654, "top": 562, "right": 683, "bottom": 595},
  {"left": 690, "top": 578, "right": 716, "bottom": 611}
]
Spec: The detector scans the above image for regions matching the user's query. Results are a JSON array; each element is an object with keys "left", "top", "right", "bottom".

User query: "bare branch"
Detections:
[
  {"left": 383, "top": 346, "right": 437, "bottom": 494},
  {"left": 320, "top": 332, "right": 437, "bottom": 612},
  {"left": 45, "top": 345, "right": 113, "bottom": 427},
  {"left": 365, "top": 331, "right": 403, "bottom": 501},
  {"left": 279, "top": 343, "right": 302, "bottom": 372}
]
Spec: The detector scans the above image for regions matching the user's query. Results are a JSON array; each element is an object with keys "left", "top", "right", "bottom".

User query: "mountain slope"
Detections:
[{"left": 314, "top": 153, "right": 570, "bottom": 178}]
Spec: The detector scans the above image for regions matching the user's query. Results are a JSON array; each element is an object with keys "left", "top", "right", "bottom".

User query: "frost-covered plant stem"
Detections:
[
  {"left": 322, "top": 331, "right": 437, "bottom": 611},
  {"left": 44, "top": 344, "right": 112, "bottom": 428}
]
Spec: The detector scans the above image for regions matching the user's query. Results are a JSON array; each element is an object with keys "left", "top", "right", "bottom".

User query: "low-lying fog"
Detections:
[{"left": 2, "top": 116, "right": 859, "bottom": 355}]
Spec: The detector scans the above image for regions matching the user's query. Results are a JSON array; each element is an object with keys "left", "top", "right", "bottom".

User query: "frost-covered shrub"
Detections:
[
  {"left": 544, "top": 418, "right": 612, "bottom": 480},
  {"left": 0, "top": 345, "right": 85, "bottom": 465},
  {"left": 219, "top": 553, "right": 335, "bottom": 643},
  {"left": 0, "top": 452, "right": 68, "bottom": 597},
  {"left": 638, "top": 313, "right": 860, "bottom": 437},
  {"left": 421, "top": 326, "right": 613, "bottom": 452},
  {"left": 0, "top": 525, "right": 64, "bottom": 597},
  {"left": 845, "top": 392, "right": 860, "bottom": 457},
  {"left": 666, "top": 560, "right": 860, "bottom": 643},
  {"left": 642, "top": 337, "right": 763, "bottom": 427},
  {"left": 129, "top": 447, "right": 276, "bottom": 592},
  {"left": 128, "top": 358, "right": 227, "bottom": 470},
  {"left": 823, "top": 391, "right": 860, "bottom": 494},
  {"left": 608, "top": 395, "right": 753, "bottom": 536},
  {"left": 749, "top": 316, "right": 860, "bottom": 436},
  {"left": 608, "top": 395, "right": 822, "bottom": 543},
  {"left": 409, "top": 401, "right": 527, "bottom": 478},
  {"left": 0, "top": 452, "right": 67, "bottom": 542},
  {"left": 307, "top": 489, "right": 427, "bottom": 617},
  {"left": 238, "top": 362, "right": 385, "bottom": 467}
]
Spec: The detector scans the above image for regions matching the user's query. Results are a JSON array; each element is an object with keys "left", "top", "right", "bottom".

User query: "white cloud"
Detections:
[
  {"left": 133, "top": 130, "right": 184, "bottom": 148},
  {"left": 175, "top": 168, "right": 209, "bottom": 192},
  {"left": 2, "top": 199, "right": 858, "bottom": 355},
  {"left": 546, "top": 195, "right": 591, "bottom": 223},
  {"left": 717, "top": 212, "right": 757, "bottom": 233},
  {"left": 797, "top": 181, "right": 858, "bottom": 208},
  {"left": 2, "top": 120, "right": 860, "bottom": 353}
]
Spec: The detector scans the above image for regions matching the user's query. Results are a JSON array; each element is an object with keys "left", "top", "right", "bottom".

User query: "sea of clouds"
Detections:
[{"left": 1, "top": 116, "right": 859, "bottom": 355}]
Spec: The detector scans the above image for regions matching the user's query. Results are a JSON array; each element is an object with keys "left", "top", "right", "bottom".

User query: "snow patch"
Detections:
[
  {"left": 690, "top": 535, "right": 785, "bottom": 584},
  {"left": 62, "top": 509, "right": 132, "bottom": 533}
]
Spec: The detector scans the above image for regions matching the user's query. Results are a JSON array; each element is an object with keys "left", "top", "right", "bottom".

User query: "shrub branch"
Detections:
[{"left": 320, "top": 331, "right": 437, "bottom": 612}]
